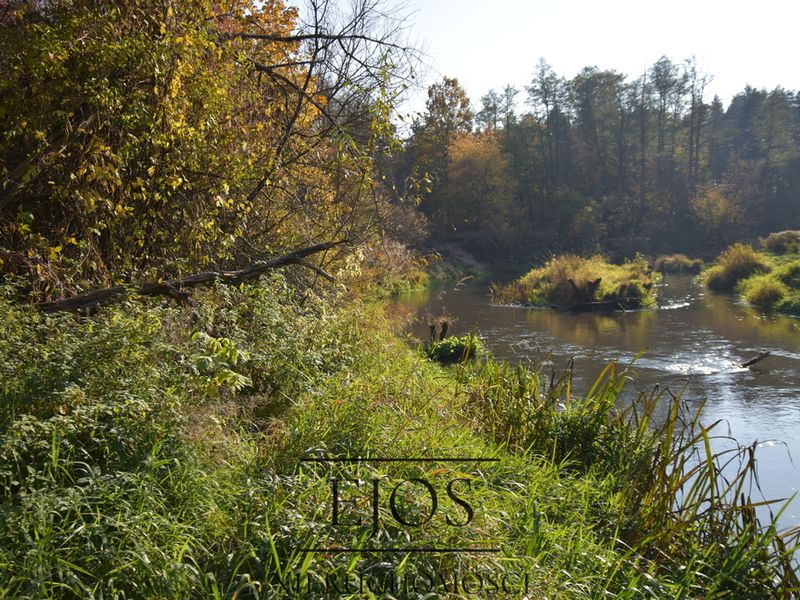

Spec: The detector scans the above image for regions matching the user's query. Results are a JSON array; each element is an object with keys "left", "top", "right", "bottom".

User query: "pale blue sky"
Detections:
[{"left": 400, "top": 0, "right": 800, "bottom": 118}]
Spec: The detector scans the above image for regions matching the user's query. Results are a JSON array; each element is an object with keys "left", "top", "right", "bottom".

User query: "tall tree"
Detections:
[{"left": 477, "top": 89, "right": 501, "bottom": 131}]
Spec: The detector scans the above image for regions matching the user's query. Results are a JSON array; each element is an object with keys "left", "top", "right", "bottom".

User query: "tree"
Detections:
[
  {"left": 476, "top": 89, "right": 501, "bottom": 131},
  {"left": 437, "top": 132, "right": 516, "bottom": 250},
  {"left": 0, "top": 0, "right": 418, "bottom": 298},
  {"left": 690, "top": 186, "right": 744, "bottom": 246},
  {"left": 405, "top": 77, "right": 472, "bottom": 216}
]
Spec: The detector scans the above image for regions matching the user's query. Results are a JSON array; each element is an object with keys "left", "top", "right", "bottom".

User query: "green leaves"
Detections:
[{"left": 190, "top": 331, "right": 252, "bottom": 395}]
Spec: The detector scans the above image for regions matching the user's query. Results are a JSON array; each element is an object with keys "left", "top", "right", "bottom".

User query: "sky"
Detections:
[{"left": 397, "top": 0, "right": 800, "bottom": 120}]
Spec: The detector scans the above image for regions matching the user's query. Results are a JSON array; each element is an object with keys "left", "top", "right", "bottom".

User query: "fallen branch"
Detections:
[
  {"left": 741, "top": 352, "right": 771, "bottom": 369},
  {"left": 37, "top": 240, "right": 346, "bottom": 313}
]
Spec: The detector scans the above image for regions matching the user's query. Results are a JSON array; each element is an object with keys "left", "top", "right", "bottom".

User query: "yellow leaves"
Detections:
[
  {"left": 167, "top": 176, "right": 183, "bottom": 190},
  {"left": 48, "top": 245, "right": 62, "bottom": 261}
]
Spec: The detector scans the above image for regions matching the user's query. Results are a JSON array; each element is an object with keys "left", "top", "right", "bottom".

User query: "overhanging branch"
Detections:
[{"left": 37, "top": 240, "right": 346, "bottom": 313}]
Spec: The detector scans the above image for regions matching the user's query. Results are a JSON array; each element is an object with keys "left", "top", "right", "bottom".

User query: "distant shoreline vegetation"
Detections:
[
  {"left": 492, "top": 255, "right": 659, "bottom": 311},
  {"left": 702, "top": 231, "right": 800, "bottom": 315}
]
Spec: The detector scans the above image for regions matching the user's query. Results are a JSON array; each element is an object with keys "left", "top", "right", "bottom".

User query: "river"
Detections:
[{"left": 399, "top": 274, "right": 800, "bottom": 531}]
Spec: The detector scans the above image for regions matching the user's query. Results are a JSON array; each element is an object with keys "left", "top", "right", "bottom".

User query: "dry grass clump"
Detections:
[
  {"left": 705, "top": 244, "right": 769, "bottom": 292},
  {"left": 494, "top": 255, "right": 657, "bottom": 309},
  {"left": 654, "top": 253, "right": 704, "bottom": 274}
]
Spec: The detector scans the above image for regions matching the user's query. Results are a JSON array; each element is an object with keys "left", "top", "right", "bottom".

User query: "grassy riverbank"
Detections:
[
  {"left": 703, "top": 232, "right": 800, "bottom": 314},
  {"left": 493, "top": 255, "right": 659, "bottom": 310},
  {"left": 0, "top": 275, "right": 797, "bottom": 597}
]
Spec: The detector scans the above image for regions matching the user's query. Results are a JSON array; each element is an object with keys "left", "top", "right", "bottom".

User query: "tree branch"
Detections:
[{"left": 37, "top": 240, "right": 347, "bottom": 313}]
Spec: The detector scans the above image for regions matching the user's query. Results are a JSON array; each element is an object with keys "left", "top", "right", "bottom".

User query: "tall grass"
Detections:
[
  {"left": 458, "top": 357, "right": 800, "bottom": 596},
  {"left": 704, "top": 238, "right": 800, "bottom": 314},
  {"left": 0, "top": 276, "right": 797, "bottom": 597},
  {"left": 654, "top": 253, "right": 704, "bottom": 274},
  {"left": 493, "top": 254, "right": 658, "bottom": 309},
  {"left": 704, "top": 243, "right": 770, "bottom": 291},
  {"left": 762, "top": 230, "right": 800, "bottom": 255}
]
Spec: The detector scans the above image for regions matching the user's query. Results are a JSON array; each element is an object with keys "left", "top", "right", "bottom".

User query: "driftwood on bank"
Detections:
[{"left": 37, "top": 240, "right": 345, "bottom": 314}]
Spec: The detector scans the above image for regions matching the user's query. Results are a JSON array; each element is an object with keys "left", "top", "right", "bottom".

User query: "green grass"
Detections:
[
  {"left": 703, "top": 234, "right": 800, "bottom": 314},
  {"left": 0, "top": 275, "right": 797, "bottom": 597},
  {"left": 493, "top": 254, "right": 658, "bottom": 310}
]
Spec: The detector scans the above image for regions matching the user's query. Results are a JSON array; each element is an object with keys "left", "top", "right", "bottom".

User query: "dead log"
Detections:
[
  {"left": 37, "top": 240, "right": 345, "bottom": 313},
  {"left": 741, "top": 352, "right": 771, "bottom": 368}
]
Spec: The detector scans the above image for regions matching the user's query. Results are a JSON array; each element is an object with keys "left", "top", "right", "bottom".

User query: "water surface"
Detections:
[{"left": 400, "top": 274, "right": 800, "bottom": 530}]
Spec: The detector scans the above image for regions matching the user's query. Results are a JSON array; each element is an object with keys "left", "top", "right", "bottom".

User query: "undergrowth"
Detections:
[{"left": 0, "top": 274, "right": 797, "bottom": 598}]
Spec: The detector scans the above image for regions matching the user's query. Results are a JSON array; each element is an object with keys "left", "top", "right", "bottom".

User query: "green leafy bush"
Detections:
[{"left": 426, "top": 334, "right": 483, "bottom": 363}]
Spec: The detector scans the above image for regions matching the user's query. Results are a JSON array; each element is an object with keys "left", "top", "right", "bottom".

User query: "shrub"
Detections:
[
  {"left": 776, "top": 259, "right": 800, "bottom": 288},
  {"left": 705, "top": 244, "right": 769, "bottom": 292},
  {"left": 742, "top": 275, "right": 788, "bottom": 309},
  {"left": 654, "top": 254, "right": 704, "bottom": 274},
  {"left": 426, "top": 334, "right": 483, "bottom": 364},
  {"left": 761, "top": 230, "right": 800, "bottom": 255}
]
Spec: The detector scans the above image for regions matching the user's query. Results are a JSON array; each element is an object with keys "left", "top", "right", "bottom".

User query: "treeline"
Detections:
[{"left": 394, "top": 58, "right": 800, "bottom": 260}]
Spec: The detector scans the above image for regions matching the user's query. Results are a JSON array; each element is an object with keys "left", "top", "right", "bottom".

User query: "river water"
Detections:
[{"left": 399, "top": 274, "right": 800, "bottom": 531}]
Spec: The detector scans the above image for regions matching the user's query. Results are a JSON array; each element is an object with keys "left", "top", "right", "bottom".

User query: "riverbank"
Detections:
[
  {"left": 1, "top": 276, "right": 797, "bottom": 597},
  {"left": 703, "top": 233, "right": 800, "bottom": 314}
]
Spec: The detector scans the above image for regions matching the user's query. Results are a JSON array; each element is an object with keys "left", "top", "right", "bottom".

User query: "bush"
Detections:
[
  {"left": 761, "top": 230, "right": 800, "bottom": 255},
  {"left": 654, "top": 254, "right": 704, "bottom": 274},
  {"left": 776, "top": 259, "right": 800, "bottom": 288},
  {"left": 426, "top": 334, "right": 483, "bottom": 364},
  {"left": 742, "top": 275, "right": 788, "bottom": 309},
  {"left": 705, "top": 244, "right": 769, "bottom": 292}
]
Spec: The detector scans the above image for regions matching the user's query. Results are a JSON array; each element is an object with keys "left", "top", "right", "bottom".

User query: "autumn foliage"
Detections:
[{"left": 0, "top": 0, "right": 407, "bottom": 299}]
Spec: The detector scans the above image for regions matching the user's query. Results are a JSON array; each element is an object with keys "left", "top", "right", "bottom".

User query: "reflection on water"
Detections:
[{"left": 399, "top": 275, "right": 800, "bottom": 530}]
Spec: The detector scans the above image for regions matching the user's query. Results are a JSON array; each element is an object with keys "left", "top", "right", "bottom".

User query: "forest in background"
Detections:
[{"left": 393, "top": 59, "right": 800, "bottom": 263}]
